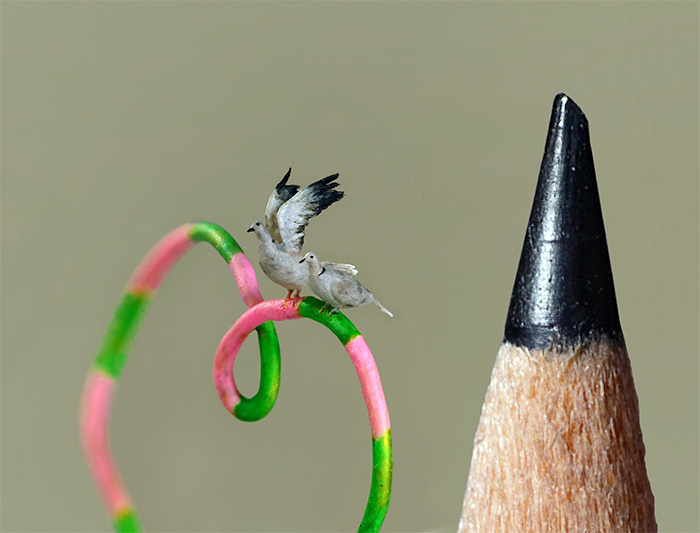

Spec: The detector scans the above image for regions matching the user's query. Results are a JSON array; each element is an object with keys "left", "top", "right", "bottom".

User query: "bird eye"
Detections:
[{"left": 255, "top": 222, "right": 261, "bottom": 227}]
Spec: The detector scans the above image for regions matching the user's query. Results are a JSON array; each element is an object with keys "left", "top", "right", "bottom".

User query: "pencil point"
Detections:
[{"left": 504, "top": 94, "right": 622, "bottom": 350}]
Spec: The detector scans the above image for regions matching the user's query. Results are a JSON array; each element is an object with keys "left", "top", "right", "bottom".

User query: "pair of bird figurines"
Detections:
[{"left": 247, "top": 168, "right": 393, "bottom": 317}]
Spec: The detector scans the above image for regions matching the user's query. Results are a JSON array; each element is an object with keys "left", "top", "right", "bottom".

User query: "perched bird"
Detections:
[
  {"left": 248, "top": 168, "right": 352, "bottom": 302},
  {"left": 300, "top": 252, "right": 393, "bottom": 317}
]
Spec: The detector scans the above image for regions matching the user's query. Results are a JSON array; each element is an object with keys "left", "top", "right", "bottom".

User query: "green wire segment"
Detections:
[
  {"left": 298, "top": 297, "right": 393, "bottom": 532},
  {"left": 189, "top": 221, "right": 281, "bottom": 422},
  {"left": 93, "top": 292, "right": 151, "bottom": 378},
  {"left": 189, "top": 221, "right": 243, "bottom": 262},
  {"left": 360, "top": 430, "right": 392, "bottom": 532},
  {"left": 113, "top": 509, "right": 142, "bottom": 533},
  {"left": 232, "top": 319, "right": 281, "bottom": 422},
  {"left": 297, "top": 297, "right": 361, "bottom": 345}
]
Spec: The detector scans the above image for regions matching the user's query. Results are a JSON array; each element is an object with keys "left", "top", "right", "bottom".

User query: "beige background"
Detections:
[{"left": 2, "top": 2, "right": 698, "bottom": 532}]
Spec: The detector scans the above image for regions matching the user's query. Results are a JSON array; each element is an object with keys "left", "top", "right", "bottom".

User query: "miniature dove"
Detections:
[
  {"left": 248, "top": 169, "right": 354, "bottom": 301},
  {"left": 300, "top": 252, "right": 393, "bottom": 317}
]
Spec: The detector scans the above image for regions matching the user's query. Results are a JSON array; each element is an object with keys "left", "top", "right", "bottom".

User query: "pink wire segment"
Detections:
[
  {"left": 80, "top": 372, "right": 134, "bottom": 526},
  {"left": 128, "top": 225, "right": 195, "bottom": 293}
]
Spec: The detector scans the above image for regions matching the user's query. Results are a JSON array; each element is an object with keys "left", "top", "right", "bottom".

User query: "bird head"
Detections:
[
  {"left": 299, "top": 252, "right": 321, "bottom": 272},
  {"left": 247, "top": 221, "right": 264, "bottom": 235}
]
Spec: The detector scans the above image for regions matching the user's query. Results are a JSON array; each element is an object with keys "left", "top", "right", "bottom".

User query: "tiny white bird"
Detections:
[
  {"left": 248, "top": 169, "right": 353, "bottom": 302},
  {"left": 300, "top": 252, "right": 393, "bottom": 317}
]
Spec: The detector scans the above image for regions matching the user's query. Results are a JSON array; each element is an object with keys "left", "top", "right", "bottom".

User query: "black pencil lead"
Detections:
[{"left": 504, "top": 93, "right": 622, "bottom": 350}]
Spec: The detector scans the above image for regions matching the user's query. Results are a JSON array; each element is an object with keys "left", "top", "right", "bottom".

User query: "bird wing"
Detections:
[
  {"left": 277, "top": 173, "right": 344, "bottom": 252},
  {"left": 328, "top": 276, "right": 350, "bottom": 304},
  {"left": 321, "top": 261, "right": 358, "bottom": 276},
  {"left": 328, "top": 274, "right": 367, "bottom": 308},
  {"left": 264, "top": 168, "right": 300, "bottom": 243}
]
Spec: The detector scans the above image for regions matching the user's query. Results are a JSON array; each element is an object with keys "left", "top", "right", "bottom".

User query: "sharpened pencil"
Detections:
[{"left": 458, "top": 94, "right": 656, "bottom": 532}]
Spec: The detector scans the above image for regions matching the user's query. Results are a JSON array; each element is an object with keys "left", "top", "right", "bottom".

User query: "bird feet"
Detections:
[
  {"left": 283, "top": 290, "right": 303, "bottom": 307},
  {"left": 321, "top": 303, "right": 339, "bottom": 315}
]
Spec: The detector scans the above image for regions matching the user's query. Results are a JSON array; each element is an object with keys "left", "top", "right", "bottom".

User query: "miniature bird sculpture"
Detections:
[
  {"left": 300, "top": 252, "right": 393, "bottom": 317},
  {"left": 248, "top": 169, "right": 353, "bottom": 302}
]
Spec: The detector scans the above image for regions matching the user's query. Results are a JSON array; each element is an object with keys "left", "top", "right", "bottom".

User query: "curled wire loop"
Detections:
[
  {"left": 214, "top": 296, "right": 392, "bottom": 531},
  {"left": 80, "top": 222, "right": 392, "bottom": 533}
]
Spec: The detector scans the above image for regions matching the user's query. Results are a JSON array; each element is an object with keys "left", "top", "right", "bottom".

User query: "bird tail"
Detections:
[{"left": 374, "top": 299, "right": 393, "bottom": 318}]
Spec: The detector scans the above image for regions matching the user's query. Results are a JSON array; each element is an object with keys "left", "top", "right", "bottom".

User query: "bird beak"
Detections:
[
  {"left": 299, "top": 257, "right": 306, "bottom": 264},
  {"left": 246, "top": 227, "right": 255, "bottom": 233}
]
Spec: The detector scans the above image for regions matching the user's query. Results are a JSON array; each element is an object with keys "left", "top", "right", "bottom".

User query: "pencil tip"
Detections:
[{"left": 504, "top": 94, "right": 623, "bottom": 350}]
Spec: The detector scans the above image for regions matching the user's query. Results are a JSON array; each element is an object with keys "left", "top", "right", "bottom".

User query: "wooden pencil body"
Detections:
[{"left": 459, "top": 341, "right": 656, "bottom": 532}]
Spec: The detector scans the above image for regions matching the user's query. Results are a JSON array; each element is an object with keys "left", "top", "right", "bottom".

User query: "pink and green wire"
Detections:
[{"left": 80, "top": 222, "right": 392, "bottom": 532}]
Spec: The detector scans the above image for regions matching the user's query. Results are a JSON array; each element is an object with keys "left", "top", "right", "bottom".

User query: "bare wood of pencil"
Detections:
[{"left": 458, "top": 94, "right": 656, "bottom": 532}]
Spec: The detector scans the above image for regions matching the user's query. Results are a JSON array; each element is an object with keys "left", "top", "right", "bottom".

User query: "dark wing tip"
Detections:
[
  {"left": 309, "top": 172, "right": 341, "bottom": 188},
  {"left": 275, "top": 167, "right": 300, "bottom": 200},
  {"left": 312, "top": 190, "right": 344, "bottom": 214},
  {"left": 503, "top": 93, "right": 622, "bottom": 351},
  {"left": 275, "top": 167, "right": 294, "bottom": 189}
]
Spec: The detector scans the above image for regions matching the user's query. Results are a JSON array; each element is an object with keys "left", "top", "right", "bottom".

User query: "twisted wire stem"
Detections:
[{"left": 80, "top": 222, "right": 392, "bottom": 532}]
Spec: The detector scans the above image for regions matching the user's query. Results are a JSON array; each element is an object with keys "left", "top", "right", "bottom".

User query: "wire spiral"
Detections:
[{"left": 80, "top": 222, "right": 392, "bottom": 532}]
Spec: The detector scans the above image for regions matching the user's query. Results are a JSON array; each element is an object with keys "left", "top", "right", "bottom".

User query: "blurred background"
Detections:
[{"left": 2, "top": 3, "right": 698, "bottom": 532}]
